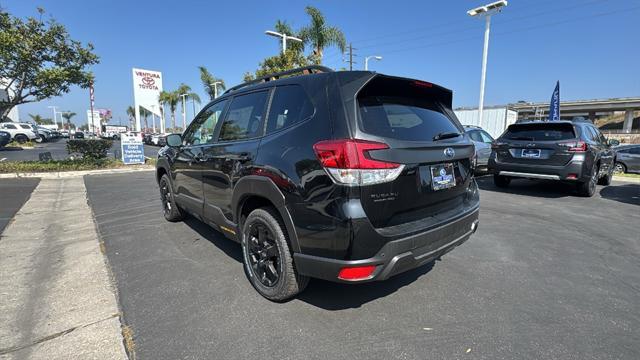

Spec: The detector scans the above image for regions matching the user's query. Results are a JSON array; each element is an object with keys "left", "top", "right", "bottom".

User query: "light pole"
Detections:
[
  {"left": 265, "top": 30, "right": 303, "bottom": 54},
  {"left": 180, "top": 93, "right": 188, "bottom": 130},
  {"left": 467, "top": 0, "right": 508, "bottom": 126},
  {"left": 364, "top": 55, "right": 382, "bottom": 71},
  {"left": 47, "top": 105, "right": 59, "bottom": 129},
  {"left": 210, "top": 81, "right": 222, "bottom": 98}
]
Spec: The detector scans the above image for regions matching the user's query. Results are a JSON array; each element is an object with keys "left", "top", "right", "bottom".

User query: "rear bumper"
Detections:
[
  {"left": 293, "top": 206, "right": 479, "bottom": 283},
  {"left": 488, "top": 155, "right": 589, "bottom": 181}
]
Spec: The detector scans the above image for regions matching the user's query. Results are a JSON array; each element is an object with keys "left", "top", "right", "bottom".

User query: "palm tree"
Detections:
[
  {"left": 159, "top": 91, "right": 179, "bottom": 131},
  {"left": 198, "top": 66, "right": 226, "bottom": 101},
  {"left": 126, "top": 106, "right": 136, "bottom": 129},
  {"left": 299, "top": 6, "right": 346, "bottom": 63},
  {"left": 29, "top": 114, "right": 53, "bottom": 125},
  {"left": 176, "top": 84, "right": 201, "bottom": 128},
  {"left": 61, "top": 112, "right": 76, "bottom": 131},
  {"left": 139, "top": 106, "right": 152, "bottom": 131},
  {"left": 274, "top": 20, "right": 304, "bottom": 54}
]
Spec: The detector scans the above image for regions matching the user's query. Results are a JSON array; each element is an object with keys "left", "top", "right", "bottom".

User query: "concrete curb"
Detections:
[
  {"left": 612, "top": 175, "right": 640, "bottom": 184},
  {"left": 0, "top": 166, "right": 154, "bottom": 179}
]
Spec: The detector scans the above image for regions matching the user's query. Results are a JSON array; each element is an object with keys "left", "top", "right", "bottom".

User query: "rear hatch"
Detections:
[
  {"left": 494, "top": 122, "right": 578, "bottom": 166},
  {"left": 349, "top": 75, "right": 475, "bottom": 230}
]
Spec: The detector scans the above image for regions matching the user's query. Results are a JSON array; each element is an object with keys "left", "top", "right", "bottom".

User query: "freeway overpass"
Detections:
[{"left": 509, "top": 97, "right": 640, "bottom": 132}]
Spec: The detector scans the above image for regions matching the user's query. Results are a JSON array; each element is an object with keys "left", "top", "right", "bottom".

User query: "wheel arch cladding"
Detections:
[{"left": 232, "top": 176, "right": 301, "bottom": 253}]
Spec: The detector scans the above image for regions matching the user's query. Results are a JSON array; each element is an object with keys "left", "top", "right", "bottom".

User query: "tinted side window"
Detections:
[
  {"left": 584, "top": 126, "right": 598, "bottom": 142},
  {"left": 479, "top": 130, "right": 494, "bottom": 143},
  {"left": 629, "top": 147, "right": 640, "bottom": 155},
  {"left": 592, "top": 127, "right": 607, "bottom": 144},
  {"left": 183, "top": 100, "right": 227, "bottom": 146},
  {"left": 4, "top": 124, "right": 17, "bottom": 129},
  {"left": 266, "top": 85, "right": 314, "bottom": 134},
  {"left": 219, "top": 91, "right": 269, "bottom": 141},
  {"left": 467, "top": 130, "right": 483, "bottom": 142}
]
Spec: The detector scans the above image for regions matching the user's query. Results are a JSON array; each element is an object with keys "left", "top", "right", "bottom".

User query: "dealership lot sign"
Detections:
[
  {"left": 132, "top": 68, "right": 163, "bottom": 132},
  {"left": 121, "top": 133, "right": 145, "bottom": 165}
]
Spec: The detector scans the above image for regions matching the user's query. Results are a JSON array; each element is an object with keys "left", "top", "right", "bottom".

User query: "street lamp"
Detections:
[
  {"left": 47, "top": 105, "right": 59, "bottom": 129},
  {"left": 467, "top": 0, "right": 508, "bottom": 126},
  {"left": 265, "top": 30, "right": 303, "bottom": 54},
  {"left": 180, "top": 93, "right": 189, "bottom": 130},
  {"left": 210, "top": 81, "right": 223, "bottom": 98},
  {"left": 364, "top": 55, "right": 382, "bottom": 71}
]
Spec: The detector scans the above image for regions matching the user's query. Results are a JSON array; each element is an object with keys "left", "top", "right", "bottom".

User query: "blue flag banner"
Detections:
[{"left": 548, "top": 81, "right": 560, "bottom": 121}]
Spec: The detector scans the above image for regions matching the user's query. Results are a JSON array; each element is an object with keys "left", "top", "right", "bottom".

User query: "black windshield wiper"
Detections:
[{"left": 433, "top": 131, "right": 461, "bottom": 141}]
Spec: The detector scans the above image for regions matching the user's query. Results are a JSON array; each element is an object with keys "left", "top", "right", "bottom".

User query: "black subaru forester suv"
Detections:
[
  {"left": 156, "top": 66, "right": 480, "bottom": 301},
  {"left": 489, "top": 119, "right": 618, "bottom": 197}
]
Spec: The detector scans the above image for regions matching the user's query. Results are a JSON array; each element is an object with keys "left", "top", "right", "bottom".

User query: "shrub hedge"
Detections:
[{"left": 66, "top": 139, "right": 113, "bottom": 160}]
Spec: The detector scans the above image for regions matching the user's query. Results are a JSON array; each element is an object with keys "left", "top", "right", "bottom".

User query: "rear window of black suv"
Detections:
[
  {"left": 504, "top": 123, "right": 575, "bottom": 141},
  {"left": 358, "top": 96, "right": 459, "bottom": 141}
]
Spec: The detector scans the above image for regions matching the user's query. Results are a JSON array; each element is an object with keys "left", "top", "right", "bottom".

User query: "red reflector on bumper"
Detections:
[
  {"left": 338, "top": 265, "right": 377, "bottom": 280},
  {"left": 567, "top": 173, "right": 578, "bottom": 180}
]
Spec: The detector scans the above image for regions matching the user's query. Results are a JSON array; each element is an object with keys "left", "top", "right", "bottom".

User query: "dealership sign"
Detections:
[
  {"left": 132, "top": 68, "right": 163, "bottom": 131},
  {"left": 120, "top": 133, "right": 145, "bottom": 165},
  {"left": 86, "top": 110, "right": 101, "bottom": 133}
]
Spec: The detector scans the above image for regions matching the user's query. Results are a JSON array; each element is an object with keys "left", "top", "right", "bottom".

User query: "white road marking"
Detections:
[{"left": 1, "top": 157, "right": 6, "bottom": 162}]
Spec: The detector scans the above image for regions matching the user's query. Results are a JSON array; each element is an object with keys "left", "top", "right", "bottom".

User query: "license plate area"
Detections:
[
  {"left": 521, "top": 148, "right": 541, "bottom": 158},
  {"left": 430, "top": 163, "right": 456, "bottom": 191}
]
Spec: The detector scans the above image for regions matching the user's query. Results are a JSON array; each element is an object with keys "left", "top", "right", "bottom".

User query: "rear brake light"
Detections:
[
  {"left": 338, "top": 265, "right": 377, "bottom": 280},
  {"left": 491, "top": 142, "right": 506, "bottom": 150},
  {"left": 313, "top": 139, "right": 405, "bottom": 186},
  {"left": 412, "top": 80, "right": 433, "bottom": 88},
  {"left": 558, "top": 140, "right": 587, "bottom": 152}
]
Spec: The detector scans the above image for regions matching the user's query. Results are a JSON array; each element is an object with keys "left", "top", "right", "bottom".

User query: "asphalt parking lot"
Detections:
[
  {"left": 83, "top": 172, "right": 640, "bottom": 360},
  {"left": 0, "top": 178, "right": 40, "bottom": 233},
  {"left": 0, "top": 139, "right": 160, "bottom": 162}
]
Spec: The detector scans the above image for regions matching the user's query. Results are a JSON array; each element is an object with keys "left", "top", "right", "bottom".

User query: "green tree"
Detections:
[
  {"left": 61, "top": 112, "right": 76, "bottom": 130},
  {"left": 0, "top": 8, "right": 99, "bottom": 119},
  {"left": 159, "top": 91, "right": 179, "bottom": 130},
  {"left": 29, "top": 113, "right": 54, "bottom": 125},
  {"left": 126, "top": 106, "right": 135, "bottom": 129},
  {"left": 274, "top": 20, "right": 304, "bottom": 54},
  {"left": 198, "top": 66, "right": 225, "bottom": 101},
  {"left": 139, "top": 106, "right": 152, "bottom": 131},
  {"left": 255, "top": 50, "right": 310, "bottom": 78},
  {"left": 299, "top": 6, "right": 346, "bottom": 63}
]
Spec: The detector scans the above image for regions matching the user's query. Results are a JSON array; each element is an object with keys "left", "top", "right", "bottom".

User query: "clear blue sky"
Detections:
[{"left": 3, "top": 0, "right": 639, "bottom": 127}]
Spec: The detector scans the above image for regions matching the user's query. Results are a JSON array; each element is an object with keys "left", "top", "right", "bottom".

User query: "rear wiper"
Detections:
[{"left": 433, "top": 131, "right": 461, "bottom": 141}]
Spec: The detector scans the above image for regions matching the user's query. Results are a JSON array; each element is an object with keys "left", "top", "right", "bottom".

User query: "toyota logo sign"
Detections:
[
  {"left": 141, "top": 77, "right": 155, "bottom": 86},
  {"left": 444, "top": 147, "right": 455, "bottom": 158}
]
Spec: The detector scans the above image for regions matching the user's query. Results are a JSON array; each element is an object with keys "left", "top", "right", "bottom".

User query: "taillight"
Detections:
[
  {"left": 491, "top": 141, "right": 506, "bottom": 150},
  {"left": 558, "top": 140, "right": 587, "bottom": 152},
  {"left": 313, "top": 139, "right": 404, "bottom": 186},
  {"left": 337, "top": 265, "right": 377, "bottom": 281}
]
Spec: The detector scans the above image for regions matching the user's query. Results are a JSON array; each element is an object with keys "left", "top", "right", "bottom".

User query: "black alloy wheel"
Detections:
[
  {"left": 246, "top": 222, "right": 281, "bottom": 287},
  {"left": 159, "top": 174, "right": 183, "bottom": 221}
]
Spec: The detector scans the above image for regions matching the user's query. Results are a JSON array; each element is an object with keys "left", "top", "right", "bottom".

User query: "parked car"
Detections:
[
  {"left": 0, "top": 122, "right": 38, "bottom": 143},
  {"left": 156, "top": 134, "right": 167, "bottom": 147},
  {"left": 61, "top": 130, "right": 70, "bottom": 138},
  {"left": 613, "top": 144, "right": 640, "bottom": 174},
  {"left": 156, "top": 66, "right": 480, "bottom": 301},
  {"left": 31, "top": 125, "right": 53, "bottom": 143},
  {"left": 0, "top": 130, "right": 11, "bottom": 148},
  {"left": 464, "top": 125, "right": 494, "bottom": 173},
  {"left": 488, "top": 119, "right": 618, "bottom": 197},
  {"left": 73, "top": 131, "right": 85, "bottom": 139}
]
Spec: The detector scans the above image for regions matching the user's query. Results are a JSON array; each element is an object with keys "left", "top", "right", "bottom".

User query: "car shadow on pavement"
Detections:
[
  {"left": 599, "top": 183, "right": 640, "bottom": 206},
  {"left": 476, "top": 176, "right": 576, "bottom": 198},
  {"left": 0, "top": 147, "right": 24, "bottom": 152},
  {"left": 183, "top": 216, "right": 243, "bottom": 262},
  {"left": 297, "top": 261, "right": 436, "bottom": 310}
]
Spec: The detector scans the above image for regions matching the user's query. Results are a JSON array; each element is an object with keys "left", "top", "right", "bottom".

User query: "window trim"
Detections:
[{"left": 214, "top": 88, "right": 272, "bottom": 144}]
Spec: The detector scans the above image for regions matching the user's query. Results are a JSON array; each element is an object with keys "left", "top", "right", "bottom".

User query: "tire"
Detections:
[
  {"left": 241, "top": 207, "right": 309, "bottom": 301},
  {"left": 493, "top": 174, "right": 511, "bottom": 188},
  {"left": 14, "top": 134, "right": 28, "bottom": 144},
  {"left": 597, "top": 165, "right": 613, "bottom": 186},
  {"left": 613, "top": 162, "right": 626, "bottom": 174},
  {"left": 577, "top": 163, "right": 598, "bottom": 197},
  {"left": 159, "top": 174, "right": 184, "bottom": 222}
]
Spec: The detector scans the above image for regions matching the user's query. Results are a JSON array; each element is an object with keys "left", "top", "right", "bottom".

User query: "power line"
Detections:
[{"left": 368, "top": 4, "right": 639, "bottom": 56}]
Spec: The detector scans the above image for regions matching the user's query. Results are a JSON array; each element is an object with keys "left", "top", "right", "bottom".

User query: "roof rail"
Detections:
[{"left": 224, "top": 65, "right": 334, "bottom": 94}]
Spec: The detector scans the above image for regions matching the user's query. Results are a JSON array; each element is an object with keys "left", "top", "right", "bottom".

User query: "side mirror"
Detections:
[
  {"left": 608, "top": 138, "right": 620, "bottom": 147},
  {"left": 166, "top": 133, "right": 182, "bottom": 147}
]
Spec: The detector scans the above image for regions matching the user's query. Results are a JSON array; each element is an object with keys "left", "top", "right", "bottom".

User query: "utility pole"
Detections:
[{"left": 346, "top": 43, "right": 357, "bottom": 71}]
